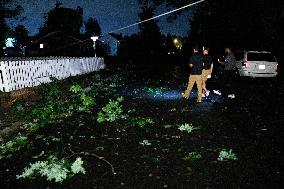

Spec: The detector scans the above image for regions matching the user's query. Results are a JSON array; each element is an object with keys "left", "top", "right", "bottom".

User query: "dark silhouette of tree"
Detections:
[
  {"left": 138, "top": 0, "right": 284, "bottom": 55},
  {"left": 137, "top": 6, "right": 162, "bottom": 56},
  {"left": 0, "top": 0, "right": 22, "bottom": 55},
  {"left": 14, "top": 25, "right": 29, "bottom": 48},
  {"left": 188, "top": 0, "right": 284, "bottom": 51},
  {"left": 39, "top": 2, "right": 83, "bottom": 35},
  {"left": 85, "top": 18, "right": 102, "bottom": 37}
]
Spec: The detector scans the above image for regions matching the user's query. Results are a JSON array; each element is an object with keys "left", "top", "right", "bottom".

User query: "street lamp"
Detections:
[
  {"left": 173, "top": 38, "right": 182, "bottom": 50},
  {"left": 173, "top": 38, "right": 178, "bottom": 44},
  {"left": 91, "top": 36, "right": 99, "bottom": 57}
]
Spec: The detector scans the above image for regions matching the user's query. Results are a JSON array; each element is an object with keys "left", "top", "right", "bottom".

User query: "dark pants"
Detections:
[{"left": 221, "top": 70, "right": 235, "bottom": 96}]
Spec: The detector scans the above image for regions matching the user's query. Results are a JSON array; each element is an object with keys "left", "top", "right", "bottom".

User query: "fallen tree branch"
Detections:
[{"left": 69, "top": 148, "right": 116, "bottom": 175}]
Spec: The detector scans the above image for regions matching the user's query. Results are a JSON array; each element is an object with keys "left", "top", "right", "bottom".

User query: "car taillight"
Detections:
[{"left": 242, "top": 60, "right": 248, "bottom": 69}]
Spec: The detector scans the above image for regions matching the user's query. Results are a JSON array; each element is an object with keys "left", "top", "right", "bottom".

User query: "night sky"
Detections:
[{"left": 7, "top": 0, "right": 192, "bottom": 37}]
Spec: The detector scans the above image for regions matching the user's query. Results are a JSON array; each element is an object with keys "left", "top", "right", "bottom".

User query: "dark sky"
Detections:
[{"left": 7, "top": 0, "right": 192, "bottom": 37}]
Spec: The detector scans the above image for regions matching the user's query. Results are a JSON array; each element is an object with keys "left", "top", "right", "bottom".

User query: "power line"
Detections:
[
  {"left": 108, "top": 0, "right": 205, "bottom": 34},
  {"left": 34, "top": 31, "right": 60, "bottom": 43},
  {"left": 47, "top": 0, "right": 205, "bottom": 53}
]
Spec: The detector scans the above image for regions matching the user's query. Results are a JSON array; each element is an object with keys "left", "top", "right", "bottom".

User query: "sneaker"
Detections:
[
  {"left": 181, "top": 93, "right": 188, "bottom": 99},
  {"left": 213, "top": 90, "right": 222, "bottom": 96},
  {"left": 202, "top": 94, "right": 206, "bottom": 98},
  {"left": 206, "top": 90, "right": 210, "bottom": 97},
  {"left": 228, "top": 94, "right": 236, "bottom": 99}
]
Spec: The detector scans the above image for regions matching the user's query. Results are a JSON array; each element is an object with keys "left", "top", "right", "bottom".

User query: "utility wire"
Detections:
[
  {"left": 47, "top": 0, "right": 205, "bottom": 53},
  {"left": 108, "top": 0, "right": 205, "bottom": 34},
  {"left": 34, "top": 31, "right": 60, "bottom": 43}
]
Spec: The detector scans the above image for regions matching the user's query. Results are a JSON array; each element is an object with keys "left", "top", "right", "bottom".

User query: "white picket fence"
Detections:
[{"left": 0, "top": 57, "right": 105, "bottom": 92}]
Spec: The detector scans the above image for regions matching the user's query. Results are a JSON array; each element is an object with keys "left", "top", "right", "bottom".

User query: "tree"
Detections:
[
  {"left": 138, "top": 0, "right": 284, "bottom": 53},
  {"left": 188, "top": 0, "right": 284, "bottom": 53},
  {"left": 138, "top": 6, "right": 162, "bottom": 56},
  {"left": 85, "top": 18, "right": 102, "bottom": 37},
  {"left": 39, "top": 2, "right": 83, "bottom": 35},
  {"left": 14, "top": 25, "right": 29, "bottom": 48},
  {"left": 0, "top": 0, "right": 22, "bottom": 55}
]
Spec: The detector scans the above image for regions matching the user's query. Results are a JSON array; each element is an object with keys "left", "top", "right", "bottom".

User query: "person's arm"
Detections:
[
  {"left": 218, "top": 59, "right": 225, "bottom": 65},
  {"left": 210, "top": 63, "right": 213, "bottom": 75},
  {"left": 218, "top": 55, "right": 227, "bottom": 65}
]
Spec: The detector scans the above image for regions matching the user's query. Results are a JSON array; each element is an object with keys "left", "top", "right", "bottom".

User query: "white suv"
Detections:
[{"left": 235, "top": 51, "right": 279, "bottom": 78}]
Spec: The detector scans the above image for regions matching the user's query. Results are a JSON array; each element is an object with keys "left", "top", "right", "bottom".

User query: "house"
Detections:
[{"left": 27, "top": 31, "right": 95, "bottom": 57}]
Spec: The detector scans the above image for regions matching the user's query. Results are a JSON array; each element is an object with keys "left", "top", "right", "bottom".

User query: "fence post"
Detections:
[{"left": 0, "top": 61, "right": 10, "bottom": 92}]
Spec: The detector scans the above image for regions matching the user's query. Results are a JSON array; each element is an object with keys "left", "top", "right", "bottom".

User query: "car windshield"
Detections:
[{"left": 247, "top": 53, "right": 276, "bottom": 62}]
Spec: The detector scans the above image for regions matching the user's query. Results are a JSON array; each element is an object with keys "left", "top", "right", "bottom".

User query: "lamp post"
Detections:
[{"left": 91, "top": 36, "right": 99, "bottom": 57}]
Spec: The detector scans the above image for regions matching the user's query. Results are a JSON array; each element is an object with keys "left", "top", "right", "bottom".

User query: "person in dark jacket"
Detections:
[
  {"left": 218, "top": 47, "right": 236, "bottom": 98},
  {"left": 202, "top": 47, "right": 213, "bottom": 98},
  {"left": 182, "top": 45, "right": 204, "bottom": 103}
]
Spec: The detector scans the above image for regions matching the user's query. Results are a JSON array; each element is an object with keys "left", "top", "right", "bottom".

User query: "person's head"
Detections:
[
  {"left": 192, "top": 45, "right": 199, "bottom": 53},
  {"left": 225, "top": 47, "right": 231, "bottom": 53},
  {"left": 203, "top": 47, "right": 209, "bottom": 55}
]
